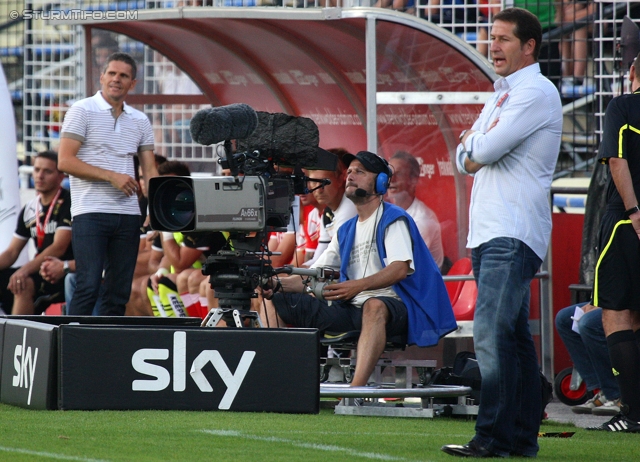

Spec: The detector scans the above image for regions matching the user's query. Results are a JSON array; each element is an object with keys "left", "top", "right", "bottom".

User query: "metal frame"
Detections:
[{"left": 321, "top": 383, "right": 476, "bottom": 418}]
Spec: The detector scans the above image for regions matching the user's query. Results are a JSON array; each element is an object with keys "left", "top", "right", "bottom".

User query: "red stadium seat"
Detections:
[
  {"left": 452, "top": 274, "right": 477, "bottom": 321},
  {"left": 445, "top": 257, "right": 472, "bottom": 305},
  {"left": 44, "top": 302, "right": 65, "bottom": 316}
]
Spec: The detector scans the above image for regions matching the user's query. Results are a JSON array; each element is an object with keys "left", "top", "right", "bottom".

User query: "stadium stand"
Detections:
[{"left": 2, "top": 1, "right": 637, "bottom": 179}]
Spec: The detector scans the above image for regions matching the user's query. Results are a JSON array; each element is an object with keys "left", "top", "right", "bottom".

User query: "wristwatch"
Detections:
[
  {"left": 625, "top": 205, "right": 640, "bottom": 218},
  {"left": 63, "top": 260, "right": 70, "bottom": 275}
]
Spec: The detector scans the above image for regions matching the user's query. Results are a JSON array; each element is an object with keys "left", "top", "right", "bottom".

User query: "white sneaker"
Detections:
[
  {"left": 558, "top": 77, "right": 576, "bottom": 98},
  {"left": 561, "top": 77, "right": 596, "bottom": 99},
  {"left": 571, "top": 391, "right": 613, "bottom": 414},
  {"left": 592, "top": 398, "right": 622, "bottom": 416}
]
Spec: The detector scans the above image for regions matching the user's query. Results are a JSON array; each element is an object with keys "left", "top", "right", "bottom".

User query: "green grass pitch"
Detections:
[{"left": 0, "top": 403, "right": 638, "bottom": 461}]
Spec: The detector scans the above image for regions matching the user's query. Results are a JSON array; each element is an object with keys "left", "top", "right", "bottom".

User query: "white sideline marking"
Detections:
[
  {"left": 0, "top": 446, "right": 108, "bottom": 461},
  {"left": 266, "top": 429, "right": 471, "bottom": 438},
  {"left": 200, "top": 429, "right": 413, "bottom": 461}
]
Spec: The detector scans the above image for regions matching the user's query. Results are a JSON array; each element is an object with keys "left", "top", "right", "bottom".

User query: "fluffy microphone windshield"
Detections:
[
  {"left": 237, "top": 112, "right": 320, "bottom": 167},
  {"left": 189, "top": 103, "right": 258, "bottom": 145}
]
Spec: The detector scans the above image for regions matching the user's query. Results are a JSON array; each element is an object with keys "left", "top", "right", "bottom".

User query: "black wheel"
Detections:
[
  {"left": 417, "top": 367, "right": 432, "bottom": 386},
  {"left": 319, "top": 365, "right": 330, "bottom": 383},
  {"left": 343, "top": 366, "right": 355, "bottom": 384},
  {"left": 553, "top": 367, "right": 594, "bottom": 406}
]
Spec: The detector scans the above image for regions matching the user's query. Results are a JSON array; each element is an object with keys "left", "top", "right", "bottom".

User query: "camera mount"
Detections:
[
  {"left": 273, "top": 265, "right": 340, "bottom": 302},
  {"left": 200, "top": 262, "right": 340, "bottom": 328}
]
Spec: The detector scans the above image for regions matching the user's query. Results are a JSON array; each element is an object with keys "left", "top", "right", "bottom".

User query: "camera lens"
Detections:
[{"left": 151, "top": 178, "right": 195, "bottom": 231}]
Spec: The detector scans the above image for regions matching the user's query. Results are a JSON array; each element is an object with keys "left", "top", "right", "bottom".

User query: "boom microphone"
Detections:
[
  {"left": 237, "top": 112, "right": 323, "bottom": 168},
  {"left": 189, "top": 103, "right": 258, "bottom": 146},
  {"left": 355, "top": 188, "right": 377, "bottom": 197}
]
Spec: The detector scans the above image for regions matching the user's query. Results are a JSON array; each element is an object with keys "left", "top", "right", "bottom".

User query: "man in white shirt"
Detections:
[
  {"left": 387, "top": 150, "right": 444, "bottom": 269},
  {"left": 303, "top": 148, "right": 357, "bottom": 267},
  {"left": 442, "top": 8, "right": 562, "bottom": 459}
]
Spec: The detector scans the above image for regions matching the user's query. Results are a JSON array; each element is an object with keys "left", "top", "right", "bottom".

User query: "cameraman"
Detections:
[{"left": 261, "top": 151, "right": 455, "bottom": 387}]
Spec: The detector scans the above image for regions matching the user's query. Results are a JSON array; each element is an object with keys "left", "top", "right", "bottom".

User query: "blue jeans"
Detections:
[
  {"left": 555, "top": 304, "right": 620, "bottom": 400},
  {"left": 68, "top": 213, "right": 140, "bottom": 316},
  {"left": 64, "top": 273, "right": 101, "bottom": 316},
  {"left": 471, "top": 237, "right": 542, "bottom": 457}
]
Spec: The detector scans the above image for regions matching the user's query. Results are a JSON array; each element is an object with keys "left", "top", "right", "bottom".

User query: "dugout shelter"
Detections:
[{"left": 58, "top": 8, "right": 558, "bottom": 378}]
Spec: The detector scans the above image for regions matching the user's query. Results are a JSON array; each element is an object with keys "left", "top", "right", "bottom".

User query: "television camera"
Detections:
[{"left": 148, "top": 104, "right": 338, "bottom": 326}]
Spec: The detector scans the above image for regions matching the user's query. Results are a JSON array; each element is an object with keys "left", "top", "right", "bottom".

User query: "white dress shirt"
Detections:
[
  {"left": 406, "top": 198, "right": 444, "bottom": 268},
  {"left": 456, "top": 63, "right": 562, "bottom": 260}
]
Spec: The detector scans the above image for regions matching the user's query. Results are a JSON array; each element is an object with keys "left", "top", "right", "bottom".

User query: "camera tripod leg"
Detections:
[
  {"left": 232, "top": 309, "right": 243, "bottom": 327},
  {"left": 232, "top": 309, "right": 264, "bottom": 328},
  {"left": 252, "top": 315, "right": 263, "bottom": 328},
  {"left": 201, "top": 308, "right": 225, "bottom": 327},
  {"left": 202, "top": 308, "right": 264, "bottom": 328}
]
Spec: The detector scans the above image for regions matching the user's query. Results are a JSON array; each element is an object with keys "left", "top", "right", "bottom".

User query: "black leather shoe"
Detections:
[{"left": 441, "top": 440, "right": 502, "bottom": 458}]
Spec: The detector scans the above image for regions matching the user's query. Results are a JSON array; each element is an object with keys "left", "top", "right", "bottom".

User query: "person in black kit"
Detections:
[
  {"left": 588, "top": 52, "right": 640, "bottom": 433},
  {"left": 0, "top": 151, "right": 73, "bottom": 314}
]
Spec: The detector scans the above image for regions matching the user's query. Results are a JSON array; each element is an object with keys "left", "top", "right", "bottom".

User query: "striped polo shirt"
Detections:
[{"left": 61, "top": 91, "right": 155, "bottom": 217}]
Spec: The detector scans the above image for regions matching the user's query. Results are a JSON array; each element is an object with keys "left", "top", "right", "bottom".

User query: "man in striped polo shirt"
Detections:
[{"left": 59, "top": 52, "right": 158, "bottom": 316}]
